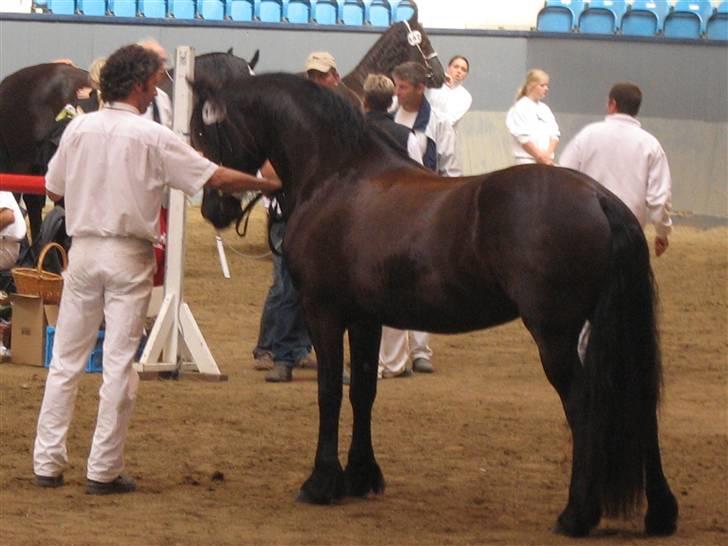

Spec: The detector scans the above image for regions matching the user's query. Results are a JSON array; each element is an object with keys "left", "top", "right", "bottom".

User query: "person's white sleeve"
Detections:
[
  {"left": 436, "top": 121, "right": 462, "bottom": 177},
  {"left": 160, "top": 128, "right": 218, "bottom": 196},
  {"left": 645, "top": 146, "right": 673, "bottom": 239},
  {"left": 544, "top": 104, "right": 560, "bottom": 140},
  {"left": 505, "top": 100, "right": 533, "bottom": 144},
  {"left": 0, "top": 192, "right": 27, "bottom": 241},
  {"left": 449, "top": 88, "right": 472, "bottom": 126},
  {"left": 406, "top": 133, "right": 423, "bottom": 165},
  {"left": 558, "top": 132, "right": 582, "bottom": 170}
]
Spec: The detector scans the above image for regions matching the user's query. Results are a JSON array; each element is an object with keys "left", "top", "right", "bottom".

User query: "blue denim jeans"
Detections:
[{"left": 253, "top": 220, "right": 311, "bottom": 366}]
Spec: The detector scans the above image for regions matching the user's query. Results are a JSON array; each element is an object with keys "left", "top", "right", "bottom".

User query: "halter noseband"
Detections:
[{"left": 403, "top": 20, "right": 439, "bottom": 80}]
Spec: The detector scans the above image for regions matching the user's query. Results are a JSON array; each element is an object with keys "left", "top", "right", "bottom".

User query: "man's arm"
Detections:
[
  {"left": 47, "top": 190, "right": 63, "bottom": 203},
  {"left": 205, "top": 166, "right": 281, "bottom": 195}
]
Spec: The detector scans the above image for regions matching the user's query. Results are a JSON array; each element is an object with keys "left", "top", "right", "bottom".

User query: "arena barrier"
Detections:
[{"left": 0, "top": 173, "right": 45, "bottom": 194}]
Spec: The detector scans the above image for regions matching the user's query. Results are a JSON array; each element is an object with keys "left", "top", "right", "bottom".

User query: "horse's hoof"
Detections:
[
  {"left": 296, "top": 488, "right": 337, "bottom": 505},
  {"left": 553, "top": 513, "right": 591, "bottom": 537},
  {"left": 298, "top": 467, "right": 346, "bottom": 505},
  {"left": 645, "top": 495, "right": 679, "bottom": 536},
  {"left": 344, "top": 460, "right": 385, "bottom": 498}
]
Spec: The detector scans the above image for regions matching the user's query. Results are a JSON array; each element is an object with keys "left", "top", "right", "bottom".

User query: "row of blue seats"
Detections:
[
  {"left": 30, "top": 0, "right": 416, "bottom": 26},
  {"left": 537, "top": 0, "right": 728, "bottom": 40}
]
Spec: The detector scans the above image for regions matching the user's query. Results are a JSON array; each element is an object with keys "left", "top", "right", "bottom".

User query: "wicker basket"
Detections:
[{"left": 11, "top": 242, "right": 67, "bottom": 304}]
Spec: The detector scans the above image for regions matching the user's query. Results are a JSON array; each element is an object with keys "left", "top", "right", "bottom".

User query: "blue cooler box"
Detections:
[{"left": 44, "top": 326, "right": 104, "bottom": 373}]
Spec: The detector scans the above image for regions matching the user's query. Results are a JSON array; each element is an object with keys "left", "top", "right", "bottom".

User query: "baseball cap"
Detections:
[{"left": 305, "top": 51, "right": 337, "bottom": 73}]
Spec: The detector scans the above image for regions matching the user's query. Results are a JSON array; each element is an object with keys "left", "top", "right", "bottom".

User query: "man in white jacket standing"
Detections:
[
  {"left": 560, "top": 81, "right": 673, "bottom": 362},
  {"left": 560, "top": 81, "right": 673, "bottom": 256}
]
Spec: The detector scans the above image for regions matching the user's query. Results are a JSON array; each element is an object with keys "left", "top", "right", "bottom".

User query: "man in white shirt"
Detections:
[
  {"left": 33, "top": 44, "right": 280, "bottom": 495},
  {"left": 138, "top": 38, "right": 173, "bottom": 128},
  {"left": 0, "top": 191, "right": 27, "bottom": 270},
  {"left": 560, "top": 81, "right": 672, "bottom": 256}
]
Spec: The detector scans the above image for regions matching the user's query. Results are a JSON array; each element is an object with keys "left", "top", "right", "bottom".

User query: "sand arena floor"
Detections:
[{"left": 1, "top": 208, "right": 726, "bottom": 545}]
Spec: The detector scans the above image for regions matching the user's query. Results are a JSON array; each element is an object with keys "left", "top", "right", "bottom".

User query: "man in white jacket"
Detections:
[{"left": 560, "top": 81, "right": 672, "bottom": 256}]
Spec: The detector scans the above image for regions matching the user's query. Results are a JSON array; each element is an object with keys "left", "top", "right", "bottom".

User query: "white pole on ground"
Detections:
[
  {"left": 215, "top": 232, "right": 231, "bottom": 278},
  {"left": 134, "top": 46, "right": 224, "bottom": 379}
]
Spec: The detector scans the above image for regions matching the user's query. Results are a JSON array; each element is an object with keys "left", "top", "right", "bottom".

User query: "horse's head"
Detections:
[
  {"left": 400, "top": 12, "right": 445, "bottom": 89},
  {"left": 189, "top": 52, "right": 265, "bottom": 229}
]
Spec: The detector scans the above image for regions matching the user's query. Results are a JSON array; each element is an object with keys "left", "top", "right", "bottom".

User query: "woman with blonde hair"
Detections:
[{"left": 505, "top": 68, "right": 560, "bottom": 165}]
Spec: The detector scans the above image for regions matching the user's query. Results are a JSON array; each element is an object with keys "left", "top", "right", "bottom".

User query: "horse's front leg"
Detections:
[
  {"left": 345, "top": 319, "right": 385, "bottom": 498},
  {"left": 297, "top": 307, "right": 347, "bottom": 505}
]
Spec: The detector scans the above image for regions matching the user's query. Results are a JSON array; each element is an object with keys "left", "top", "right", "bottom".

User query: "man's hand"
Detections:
[{"left": 655, "top": 236, "right": 669, "bottom": 257}]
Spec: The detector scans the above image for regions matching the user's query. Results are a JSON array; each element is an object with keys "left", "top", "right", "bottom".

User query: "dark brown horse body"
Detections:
[
  {"left": 0, "top": 63, "right": 90, "bottom": 239},
  {"left": 193, "top": 73, "right": 678, "bottom": 537}
]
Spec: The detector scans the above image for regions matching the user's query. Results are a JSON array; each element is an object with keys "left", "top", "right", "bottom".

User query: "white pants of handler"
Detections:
[
  {"left": 378, "top": 327, "right": 432, "bottom": 378},
  {"left": 34, "top": 237, "right": 154, "bottom": 482}
]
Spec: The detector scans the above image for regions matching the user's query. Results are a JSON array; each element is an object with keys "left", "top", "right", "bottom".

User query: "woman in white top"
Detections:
[
  {"left": 505, "top": 68, "right": 560, "bottom": 165},
  {"left": 425, "top": 55, "right": 472, "bottom": 129}
]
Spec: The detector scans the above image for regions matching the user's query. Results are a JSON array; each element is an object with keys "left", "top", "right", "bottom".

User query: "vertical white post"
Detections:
[{"left": 135, "top": 46, "right": 225, "bottom": 379}]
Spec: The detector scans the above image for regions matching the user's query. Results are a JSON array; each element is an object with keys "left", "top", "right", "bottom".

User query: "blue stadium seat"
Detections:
[
  {"left": 47, "top": 0, "right": 76, "bottom": 14},
  {"left": 311, "top": 0, "right": 336, "bottom": 23},
  {"left": 33, "top": 0, "right": 49, "bottom": 9},
  {"left": 392, "top": 0, "right": 415, "bottom": 22},
  {"left": 139, "top": 0, "right": 166, "bottom": 17},
  {"left": 706, "top": 1, "right": 728, "bottom": 39},
  {"left": 663, "top": 0, "right": 713, "bottom": 38},
  {"left": 621, "top": 0, "right": 669, "bottom": 36},
  {"left": 256, "top": 0, "right": 283, "bottom": 21},
  {"left": 578, "top": 0, "right": 626, "bottom": 34},
  {"left": 107, "top": 0, "right": 136, "bottom": 16},
  {"left": 76, "top": 0, "right": 106, "bottom": 15},
  {"left": 367, "top": 0, "right": 391, "bottom": 26},
  {"left": 226, "top": 0, "right": 253, "bottom": 20},
  {"left": 339, "top": 0, "right": 364, "bottom": 25},
  {"left": 286, "top": 0, "right": 311, "bottom": 22},
  {"left": 537, "top": 0, "right": 585, "bottom": 33},
  {"left": 168, "top": 0, "right": 195, "bottom": 18},
  {"left": 197, "top": 0, "right": 225, "bottom": 19}
]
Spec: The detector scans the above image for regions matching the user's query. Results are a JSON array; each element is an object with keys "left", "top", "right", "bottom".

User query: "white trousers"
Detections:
[
  {"left": 0, "top": 240, "right": 20, "bottom": 270},
  {"left": 378, "top": 327, "right": 432, "bottom": 377},
  {"left": 34, "top": 237, "right": 154, "bottom": 482}
]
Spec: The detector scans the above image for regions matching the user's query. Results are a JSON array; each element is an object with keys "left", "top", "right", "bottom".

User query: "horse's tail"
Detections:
[{"left": 584, "top": 194, "right": 662, "bottom": 518}]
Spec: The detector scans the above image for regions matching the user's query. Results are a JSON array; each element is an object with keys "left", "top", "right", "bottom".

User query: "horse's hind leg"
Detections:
[
  {"left": 644, "top": 411, "right": 678, "bottom": 535},
  {"left": 531, "top": 327, "right": 602, "bottom": 536},
  {"left": 344, "top": 319, "right": 385, "bottom": 498},
  {"left": 298, "top": 308, "right": 347, "bottom": 505}
]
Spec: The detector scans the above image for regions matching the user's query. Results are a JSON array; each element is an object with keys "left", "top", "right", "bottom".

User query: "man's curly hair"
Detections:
[{"left": 100, "top": 44, "right": 162, "bottom": 103}]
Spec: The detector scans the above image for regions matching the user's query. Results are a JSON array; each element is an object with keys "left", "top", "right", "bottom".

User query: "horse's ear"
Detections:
[
  {"left": 202, "top": 98, "right": 227, "bottom": 125},
  {"left": 249, "top": 50, "right": 260, "bottom": 71},
  {"left": 227, "top": 47, "right": 234, "bottom": 55}
]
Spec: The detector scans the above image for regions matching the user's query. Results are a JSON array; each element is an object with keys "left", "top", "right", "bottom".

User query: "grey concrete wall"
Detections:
[{"left": 1, "top": 15, "right": 726, "bottom": 216}]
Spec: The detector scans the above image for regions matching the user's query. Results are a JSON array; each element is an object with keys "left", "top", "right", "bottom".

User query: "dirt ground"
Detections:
[{"left": 1, "top": 208, "right": 726, "bottom": 546}]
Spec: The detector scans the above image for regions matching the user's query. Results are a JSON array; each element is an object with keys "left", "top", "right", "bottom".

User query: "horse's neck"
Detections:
[{"left": 343, "top": 27, "right": 405, "bottom": 97}]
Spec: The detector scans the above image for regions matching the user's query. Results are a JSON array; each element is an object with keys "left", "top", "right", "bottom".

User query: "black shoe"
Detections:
[
  {"left": 34, "top": 473, "right": 64, "bottom": 488},
  {"left": 265, "top": 362, "right": 293, "bottom": 383},
  {"left": 412, "top": 358, "right": 434, "bottom": 373},
  {"left": 86, "top": 475, "right": 136, "bottom": 495}
]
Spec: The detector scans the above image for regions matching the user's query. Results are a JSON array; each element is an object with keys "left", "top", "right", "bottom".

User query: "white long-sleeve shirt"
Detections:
[
  {"left": 425, "top": 83, "right": 472, "bottom": 128},
  {"left": 505, "top": 96, "right": 560, "bottom": 164},
  {"left": 559, "top": 113, "right": 673, "bottom": 239}
]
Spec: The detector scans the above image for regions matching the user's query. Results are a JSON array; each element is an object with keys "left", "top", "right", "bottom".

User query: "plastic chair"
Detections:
[
  {"left": 621, "top": 0, "right": 669, "bottom": 36},
  {"left": 47, "top": 0, "right": 76, "bottom": 14},
  {"left": 256, "top": 0, "right": 283, "bottom": 21},
  {"left": 76, "top": 0, "right": 106, "bottom": 15},
  {"left": 168, "top": 0, "right": 195, "bottom": 17},
  {"left": 197, "top": 0, "right": 224, "bottom": 19},
  {"left": 107, "top": 0, "right": 136, "bottom": 16},
  {"left": 706, "top": 1, "right": 728, "bottom": 39},
  {"left": 311, "top": 0, "right": 335, "bottom": 23},
  {"left": 367, "top": 0, "right": 390, "bottom": 26},
  {"left": 663, "top": 0, "right": 713, "bottom": 38},
  {"left": 339, "top": 0, "right": 364, "bottom": 25},
  {"left": 391, "top": 0, "right": 415, "bottom": 22},
  {"left": 139, "top": 0, "right": 165, "bottom": 17},
  {"left": 285, "top": 0, "right": 310, "bottom": 22},
  {"left": 226, "top": 0, "right": 253, "bottom": 20},
  {"left": 536, "top": 0, "right": 584, "bottom": 32},
  {"left": 578, "top": 0, "right": 626, "bottom": 34}
]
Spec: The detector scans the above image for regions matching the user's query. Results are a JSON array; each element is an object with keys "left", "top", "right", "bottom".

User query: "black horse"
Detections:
[
  {"left": 0, "top": 62, "right": 91, "bottom": 241},
  {"left": 193, "top": 73, "right": 678, "bottom": 537}
]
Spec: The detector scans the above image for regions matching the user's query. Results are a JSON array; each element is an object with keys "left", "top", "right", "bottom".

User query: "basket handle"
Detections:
[{"left": 37, "top": 242, "right": 68, "bottom": 274}]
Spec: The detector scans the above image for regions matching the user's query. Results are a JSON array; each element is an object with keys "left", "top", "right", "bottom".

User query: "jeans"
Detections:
[{"left": 253, "top": 220, "right": 311, "bottom": 366}]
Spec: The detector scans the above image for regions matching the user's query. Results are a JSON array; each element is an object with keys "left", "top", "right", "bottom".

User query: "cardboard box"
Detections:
[{"left": 9, "top": 294, "right": 59, "bottom": 366}]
